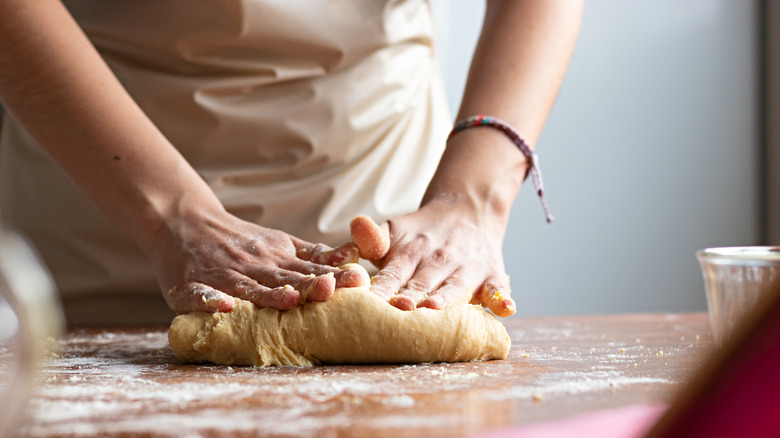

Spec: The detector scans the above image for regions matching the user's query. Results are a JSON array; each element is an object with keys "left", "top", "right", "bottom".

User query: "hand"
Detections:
[
  {"left": 147, "top": 208, "right": 369, "bottom": 314},
  {"left": 349, "top": 201, "right": 516, "bottom": 317}
]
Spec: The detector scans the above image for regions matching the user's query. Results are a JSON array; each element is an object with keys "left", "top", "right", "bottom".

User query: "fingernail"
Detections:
[
  {"left": 275, "top": 285, "right": 300, "bottom": 309},
  {"left": 336, "top": 267, "right": 369, "bottom": 288},
  {"left": 389, "top": 295, "right": 416, "bottom": 311},
  {"left": 309, "top": 274, "right": 336, "bottom": 302},
  {"left": 217, "top": 297, "right": 235, "bottom": 312},
  {"left": 201, "top": 291, "right": 234, "bottom": 313},
  {"left": 490, "top": 298, "right": 516, "bottom": 318},
  {"left": 350, "top": 215, "right": 389, "bottom": 260},
  {"left": 426, "top": 295, "right": 447, "bottom": 309}
]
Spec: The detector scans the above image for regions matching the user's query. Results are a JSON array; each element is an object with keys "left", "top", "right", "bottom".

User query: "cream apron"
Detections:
[{"left": 0, "top": 0, "right": 450, "bottom": 325}]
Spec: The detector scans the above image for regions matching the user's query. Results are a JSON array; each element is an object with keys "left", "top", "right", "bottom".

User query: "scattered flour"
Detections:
[
  {"left": 486, "top": 371, "right": 675, "bottom": 401},
  {"left": 12, "top": 321, "right": 701, "bottom": 438}
]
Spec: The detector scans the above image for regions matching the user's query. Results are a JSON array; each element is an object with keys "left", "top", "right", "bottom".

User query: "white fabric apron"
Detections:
[{"left": 0, "top": 0, "right": 450, "bottom": 325}]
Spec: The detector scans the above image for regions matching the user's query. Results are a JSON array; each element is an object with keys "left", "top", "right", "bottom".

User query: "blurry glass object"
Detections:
[
  {"left": 697, "top": 247, "right": 780, "bottom": 346},
  {"left": 0, "top": 228, "right": 63, "bottom": 436}
]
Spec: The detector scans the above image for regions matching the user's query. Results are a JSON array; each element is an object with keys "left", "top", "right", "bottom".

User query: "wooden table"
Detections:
[{"left": 14, "top": 313, "right": 713, "bottom": 437}]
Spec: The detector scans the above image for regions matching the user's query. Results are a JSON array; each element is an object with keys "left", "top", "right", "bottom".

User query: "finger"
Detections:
[
  {"left": 370, "top": 259, "right": 415, "bottom": 304},
  {"left": 297, "top": 272, "right": 336, "bottom": 303},
  {"left": 279, "top": 258, "right": 369, "bottom": 289},
  {"left": 210, "top": 272, "right": 302, "bottom": 310},
  {"left": 392, "top": 265, "right": 450, "bottom": 311},
  {"left": 166, "top": 282, "right": 236, "bottom": 314},
  {"left": 472, "top": 277, "right": 516, "bottom": 317},
  {"left": 296, "top": 242, "right": 360, "bottom": 266},
  {"left": 238, "top": 266, "right": 336, "bottom": 304},
  {"left": 418, "top": 273, "right": 471, "bottom": 310},
  {"left": 350, "top": 215, "right": 390, "bottom": 261},
  {"left": 334, "top": 263, "right": 371, "bottom": 289}
]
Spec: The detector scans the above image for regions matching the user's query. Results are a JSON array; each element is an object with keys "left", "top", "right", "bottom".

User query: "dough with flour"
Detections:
[{"left": 169, "top": 277, "right": 511, "bottom": 367}]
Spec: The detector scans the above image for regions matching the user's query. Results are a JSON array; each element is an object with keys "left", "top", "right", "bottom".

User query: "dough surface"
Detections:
[{"left": 169, "top": 282, "right": 511, "bottom": 367}]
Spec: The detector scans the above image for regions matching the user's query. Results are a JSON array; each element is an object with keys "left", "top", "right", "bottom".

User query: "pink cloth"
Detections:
[{"left": 480, "top": 404, "right": 668, "bottom": 438}]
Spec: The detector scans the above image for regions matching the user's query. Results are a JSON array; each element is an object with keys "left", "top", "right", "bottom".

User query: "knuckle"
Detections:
[
  {"left": 395, "top": 234, "right": 430, "bottom": 258},
  {"left": 430, "top": 248, "right": 449, "bottom": 265},
  {"left": 288, "top": 262, "right": 317, "bottom": 276},
  {"left": 296, "top": 247, "right": 311, "bottom": 260},
  {"left": 240, "top": 288, "right": 266, "bottom": 305},
  {"left": 374, "top": 266, "right": 404, "bottom": 283},
  {"left": 370, "top": 267, "right": 405, "bottom": 298},
  {"left": 307, "top": 244, "right": 329, "bottom": 262},
  {"left": 227, "top": 277, "right": 249, "bottom": 294},
  {"left": 269, "top": 270, "right": 291, "bottom": 286},
  {"left": 404, "top": 278, "right": 432, "bottom": 293},
  {"left": 441, "top": 275, "right": 465, "bottom": 289},
  {"left": 410, "top": 234, "right": 431, "bottom": 251}
]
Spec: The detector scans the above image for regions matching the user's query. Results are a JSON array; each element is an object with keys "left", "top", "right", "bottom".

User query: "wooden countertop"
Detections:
[{"left": 15, "top": 313, "right": 713, "bottom": 437}]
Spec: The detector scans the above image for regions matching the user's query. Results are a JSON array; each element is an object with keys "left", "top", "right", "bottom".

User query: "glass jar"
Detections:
[
  {"left": 0, "top": 229, "right": 63, "bottom": 436},
  {"left": 697, "top": 246, "right": 780, "bottom": 346}
]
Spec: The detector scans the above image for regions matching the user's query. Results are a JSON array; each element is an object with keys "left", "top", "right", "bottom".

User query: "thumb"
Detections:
[
  {"left": 350, "top": 215, "right": 390, "bottom": 261},
  {"left": 295, "top": 242, "right": 360, "bottom": 267},
  {"left": 166, "top": 282, "right": 236, "bottom": 314}
]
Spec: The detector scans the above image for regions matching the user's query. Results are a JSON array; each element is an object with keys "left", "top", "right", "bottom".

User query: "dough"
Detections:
[{"left": 168, "top": 278, "right": 511, "bottom": 367}]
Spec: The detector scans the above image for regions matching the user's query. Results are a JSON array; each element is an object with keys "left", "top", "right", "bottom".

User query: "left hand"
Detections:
[{"left": 349, "top": 200, "right": 516, "bottom": 317}]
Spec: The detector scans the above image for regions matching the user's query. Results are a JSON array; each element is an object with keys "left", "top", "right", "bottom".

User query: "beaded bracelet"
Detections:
[{"left": 447, "top": 115, "right": 553, "bottom": 223}]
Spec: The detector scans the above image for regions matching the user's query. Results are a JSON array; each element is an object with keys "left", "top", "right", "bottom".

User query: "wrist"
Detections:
[
  {"left": 134, "top": 180, "right": 226, "bottom": 257},
  {"left": 422, "top": 191, "right": 512, "bottom": 237},
  {"left": 423, "top": 127, "right": 526, "bottom": 226}
]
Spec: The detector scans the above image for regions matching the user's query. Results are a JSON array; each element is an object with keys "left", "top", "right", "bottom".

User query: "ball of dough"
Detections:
[{"left": 169, "top": 284, "right": 511, "bottom": 367}]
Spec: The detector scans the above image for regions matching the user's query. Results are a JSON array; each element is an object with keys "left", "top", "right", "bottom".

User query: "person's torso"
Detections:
[{"left": 0, "top": 0, "right": 450, "bottom": 323}]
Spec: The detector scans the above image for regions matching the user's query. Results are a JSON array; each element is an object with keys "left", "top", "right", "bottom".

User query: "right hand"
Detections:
[{"left": 146, "top": 208, "right": 369, "bottom": 314}]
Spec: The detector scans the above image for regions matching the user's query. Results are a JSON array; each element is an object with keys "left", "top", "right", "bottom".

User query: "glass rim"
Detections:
[{"left": 697, "top": 246, "right": 780, "bottom": 262}]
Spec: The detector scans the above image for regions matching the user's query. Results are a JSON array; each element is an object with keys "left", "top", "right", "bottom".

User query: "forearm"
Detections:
[
  {"left": 0, "top": 1, "right": 223, "bottom": 252},
  {"left": 424, "top": 0, "right": 582, "bottom": 230}
]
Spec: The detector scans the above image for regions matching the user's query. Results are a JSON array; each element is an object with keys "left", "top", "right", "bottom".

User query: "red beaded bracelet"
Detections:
[{"left": 447, "top": 115, "right": 553, "bottom": 223}]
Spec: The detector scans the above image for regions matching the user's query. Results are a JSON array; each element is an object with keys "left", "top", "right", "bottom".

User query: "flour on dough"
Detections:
[{"left": 169, "top": 271, "right": 511, "bottom": 367}]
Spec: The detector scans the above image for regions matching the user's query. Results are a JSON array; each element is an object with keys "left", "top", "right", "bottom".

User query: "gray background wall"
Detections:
[{"left": 431, "top": 1, "right": 760, "bottom": 316}]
